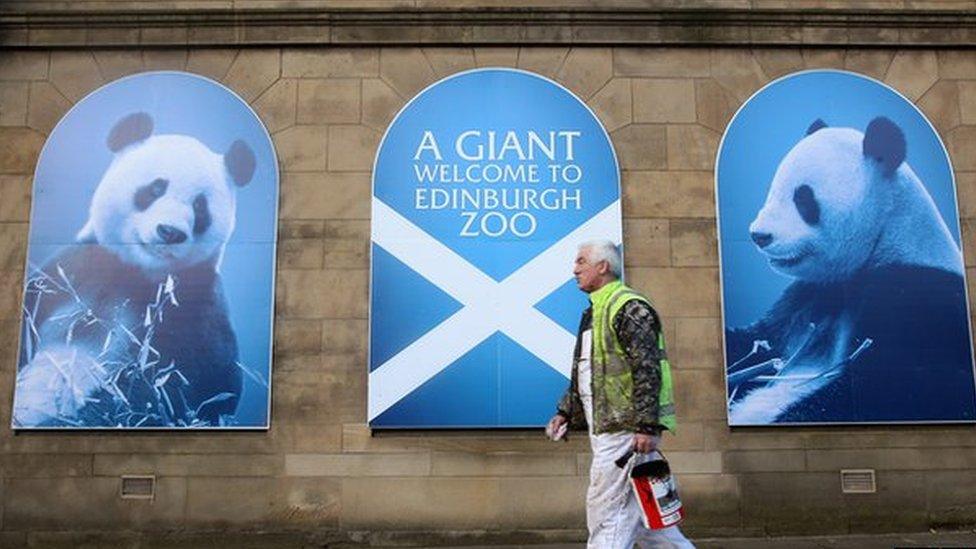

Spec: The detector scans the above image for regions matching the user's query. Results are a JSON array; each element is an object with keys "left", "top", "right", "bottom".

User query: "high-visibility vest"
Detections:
[{"left": 590, "top": 280, "right": 677, "bottom": 434}]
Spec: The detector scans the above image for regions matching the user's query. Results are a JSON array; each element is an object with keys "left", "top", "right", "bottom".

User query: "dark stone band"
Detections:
[{"left": 3, "top": 7, "right": 976, "bottom": 48}]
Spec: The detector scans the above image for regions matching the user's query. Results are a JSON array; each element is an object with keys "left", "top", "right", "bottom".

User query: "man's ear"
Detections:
[{"left": 597, "top": 259, "right": 610, "bottom": 275}]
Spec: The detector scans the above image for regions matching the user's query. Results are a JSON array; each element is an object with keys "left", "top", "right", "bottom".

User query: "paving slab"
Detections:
[
  {"left": 429, "top": 530, "right": 976, "bottom": 549},
  {"left": 9, "top": 529, "right": 976, "bottom": 548}
]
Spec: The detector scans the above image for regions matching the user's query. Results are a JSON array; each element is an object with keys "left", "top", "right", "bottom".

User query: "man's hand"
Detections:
[
  {"left": 546, "top": 414, "right": 568, "bottom": 441},
  {"left": 632, "top": 432, "right": 661, "bottom": 454}
]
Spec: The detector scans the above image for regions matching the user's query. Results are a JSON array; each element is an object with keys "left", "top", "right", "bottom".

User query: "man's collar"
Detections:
[{"left": 588, "top": 278, "right": 622, "bottom": 304}]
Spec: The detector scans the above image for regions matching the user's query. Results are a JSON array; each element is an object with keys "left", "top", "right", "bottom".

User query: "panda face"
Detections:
[
  {"left": 86, "top": 135, "right": 237, "bottom": 275},
  {"left": 748, "top": 127, "right": 888, "bottom": 281}
]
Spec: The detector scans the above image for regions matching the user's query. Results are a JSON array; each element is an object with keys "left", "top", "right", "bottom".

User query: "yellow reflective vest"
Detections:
[{"left": 559, "top": 280, "right": 677, "bottom": 434}]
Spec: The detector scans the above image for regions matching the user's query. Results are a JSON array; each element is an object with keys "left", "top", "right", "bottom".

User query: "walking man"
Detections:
[{"left": 547, "top": 240, "right": 694, "bottom": 548}]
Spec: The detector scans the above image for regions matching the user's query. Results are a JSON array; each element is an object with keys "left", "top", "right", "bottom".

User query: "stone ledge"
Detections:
[
  {"left": 7, "top": 527, "right": 589, "bottom": 547},
  {"left": 2, "top": 8, "right": 976, "bottom": 47}
]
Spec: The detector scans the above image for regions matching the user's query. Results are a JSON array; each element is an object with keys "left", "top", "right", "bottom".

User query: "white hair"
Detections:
[{"left": 579, "top": 239, "right": 621, "bottom": 278}]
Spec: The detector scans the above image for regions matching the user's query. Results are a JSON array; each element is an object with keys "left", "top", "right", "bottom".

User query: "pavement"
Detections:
[
  {"left": 8, "top": 529, "right": 976, "bottom": 548},
  {"left": 431, "top": 530, "right": 976, "bottom": 549}
]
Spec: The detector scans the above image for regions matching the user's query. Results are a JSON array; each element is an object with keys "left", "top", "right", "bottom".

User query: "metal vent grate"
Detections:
[
  {"left": 840, "top": 469, "right": 876, "bottom": 494},
  {"left": 121, "top": 475, "right": 155, "bottom": 500}
]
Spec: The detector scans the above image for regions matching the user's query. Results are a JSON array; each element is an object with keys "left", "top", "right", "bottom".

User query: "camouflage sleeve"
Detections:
[
  {"left": 556, "top": 385, "right": 573, "bottom": 417},
  {"left": 612, "top": 299, "right": 665, "bottom": 434},
  {"left": 556, "top": 308, "right": 590, "bottom": 427}
]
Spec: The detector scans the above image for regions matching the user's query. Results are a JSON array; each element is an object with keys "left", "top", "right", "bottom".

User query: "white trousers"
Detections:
[
  {"left": 578, "top": 333, "right": 693, "bottom": 548},
  {"left": 585, "top": 429, "right": 695, "bottom": 549}
]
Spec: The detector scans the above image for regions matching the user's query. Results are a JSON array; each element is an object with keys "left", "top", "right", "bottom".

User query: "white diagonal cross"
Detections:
[{"left": 368, "top": 197, "right": 622, "bottom": 421}]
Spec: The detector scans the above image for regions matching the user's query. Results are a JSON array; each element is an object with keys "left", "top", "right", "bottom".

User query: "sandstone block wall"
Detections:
[{"left": 1, "top": 44, "right": 976, "bottom": 543}]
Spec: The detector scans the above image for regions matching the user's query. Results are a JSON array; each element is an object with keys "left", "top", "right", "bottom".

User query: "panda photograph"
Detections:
[
  {"left": 11, "top": 72, "right": 278, "bottom": 429},
  {"left": 717, "top": 70, "right": 976, "bottom": 426}
]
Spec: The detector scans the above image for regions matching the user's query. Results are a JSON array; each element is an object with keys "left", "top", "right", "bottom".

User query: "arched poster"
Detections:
[
  {"left": 717, "top": 69, "right": 976, "bottom": 425},
  {"left": 369, "top": 68, "right": 622, "bottom": 428},
  {"left": 12, "top": 72, "right": 278, "bottom": 430}
]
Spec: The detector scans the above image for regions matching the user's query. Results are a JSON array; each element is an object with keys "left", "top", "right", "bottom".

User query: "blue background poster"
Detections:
[
  {"left": 12, "top": 72, "right": 277, "bottom": 429},
  {"left": 717, "top": 70, "right": 976, "bottom": 425},
  {"left": 370, "top": 69, "right": 622, "bottom": 428}
]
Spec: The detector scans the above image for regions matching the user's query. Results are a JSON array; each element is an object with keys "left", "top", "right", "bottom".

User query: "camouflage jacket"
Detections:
[{"left": 556, "top": 298, "right": 667, "bottom": 435}]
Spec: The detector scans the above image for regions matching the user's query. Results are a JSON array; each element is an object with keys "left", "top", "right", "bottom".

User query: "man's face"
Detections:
[{"left": 573, "top": 247, "right": 607, "bottom": 293}]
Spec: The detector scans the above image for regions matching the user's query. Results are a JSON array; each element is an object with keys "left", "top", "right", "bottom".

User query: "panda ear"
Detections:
[
  {"left": 806, "top": 119, "right": 827, "bottom": 135},
  {"left": 107, "top": 112, "right": 153, "bottom": 152},
  {"left": 863, "top": 116, "right": 906, "bottom": 177},
  {"left": 225, "top": 140, "right": 256, "bottom": 187}
]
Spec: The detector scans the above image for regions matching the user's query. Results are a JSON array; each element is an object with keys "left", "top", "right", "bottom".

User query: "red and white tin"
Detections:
[{"left": 629, "top": 454, "right": 685, "bottom": 529}]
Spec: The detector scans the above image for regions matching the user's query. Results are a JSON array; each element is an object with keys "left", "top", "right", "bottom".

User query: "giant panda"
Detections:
[
  {"left": 13, "top": 112, "right": 255, "bottom": 428},
  {"left": 726, "top": 116, "right": 976, "bottom": 424}
]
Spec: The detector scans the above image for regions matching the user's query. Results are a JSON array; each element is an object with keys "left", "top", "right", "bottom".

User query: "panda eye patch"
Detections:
[
  {"left": 133, "top": 178, "right": 168, "bottom": 211},
  {"left": 193, "top": 194, "right": 211, "bottom": 235},
  {"left": 793, "top": 184, "right": 820, "bottom": 226}
]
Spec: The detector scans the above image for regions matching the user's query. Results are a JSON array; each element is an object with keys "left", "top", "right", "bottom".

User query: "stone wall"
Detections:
[{"left": 2, "top": 43, "right": 976, "bottom": 545}]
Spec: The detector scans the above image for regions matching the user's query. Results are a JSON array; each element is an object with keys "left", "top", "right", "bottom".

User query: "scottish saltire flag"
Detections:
[{"left": 369, "top": 69, "right": 622, "bottom": 428}]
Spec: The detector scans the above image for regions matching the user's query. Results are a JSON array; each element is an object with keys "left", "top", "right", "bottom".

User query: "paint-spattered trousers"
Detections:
[{"left": 586, "top": 431, "right": 695, "bottom": 549}]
